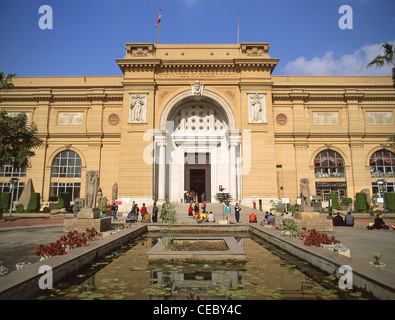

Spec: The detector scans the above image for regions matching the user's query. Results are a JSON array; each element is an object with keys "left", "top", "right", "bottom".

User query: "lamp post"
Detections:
[
  {"left": 377, "top": 179, "right": 387, "bottom": 217},
  {"left": 9, "top": 178, "right": 19, "bottom": 216}
]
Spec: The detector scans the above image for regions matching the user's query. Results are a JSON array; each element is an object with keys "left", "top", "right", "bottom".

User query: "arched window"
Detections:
[
  {"left": 49, "top": 150, "right": 82, "bottom": 201},
  {"left": 314, "top": 149, "right": 345, "bottom": 178},
  {"left": 51, "top": 150, "right": 81, "bottom": 178},
  {"left": 370, "top": 149, "right": 395, "bottom": 178}
]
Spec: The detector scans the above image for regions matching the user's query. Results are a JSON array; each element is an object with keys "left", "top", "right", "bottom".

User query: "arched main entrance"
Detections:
[{"left": 155, "top": 90, "right": 240, "bottom": 203}]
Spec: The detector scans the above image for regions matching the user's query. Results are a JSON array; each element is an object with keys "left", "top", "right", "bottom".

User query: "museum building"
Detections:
[{"left": 1, "top": 42, "right": 394, "bottom": 211}]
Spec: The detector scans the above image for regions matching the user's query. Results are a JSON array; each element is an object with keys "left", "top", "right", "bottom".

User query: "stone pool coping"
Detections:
[
  {"left": 147, "top": 236, "right": 246, "bottom": 261},
  {"left": 0, "top": 223, "right": 394, "bottom": 300}
]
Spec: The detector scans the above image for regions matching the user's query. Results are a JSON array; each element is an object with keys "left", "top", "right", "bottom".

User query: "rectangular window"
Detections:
[
  {"left": 0, "top": 182, "right": 25, "bottom": 202},
  {"left": 312, "top": 112, "right": 339, "bottom": 126},
  {"left": 0, "top": 164, "right": 26, "bottom": 177},
  {"left": 6, "top": 112, "right": 31, "bottom": 124},
  {"left": 366, "top": 112, "right": 393, "bottom": 125},
  {"left": 49, "top": 182, "right": 81, "bottom": 201},
  {"left": 57, "top": 112, "right": 84, "bottom": 125}
]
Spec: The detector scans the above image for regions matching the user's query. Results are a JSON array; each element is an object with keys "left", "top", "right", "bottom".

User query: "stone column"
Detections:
[
  {"left": 229, "top": 131, "right": 241, "bottom": 202},
  {"left": 156, "top": 137, "right": 167, "bottom": 202}
]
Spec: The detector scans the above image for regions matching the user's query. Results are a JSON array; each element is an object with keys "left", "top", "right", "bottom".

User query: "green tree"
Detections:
[
  {"left": 367, "top": 42, "right": 395, "bottom": 89},
  {"left": 0, "top": 68, "right": 16, "bottom": 89},
  {"left": 0, "top": 111, "right": 43, "bottom": 169}
]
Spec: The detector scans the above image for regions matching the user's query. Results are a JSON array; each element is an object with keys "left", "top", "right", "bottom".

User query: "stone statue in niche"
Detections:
[
  {"left": 84, "top": 170, "right": 99, "bottom": 208},
  {"left": 191, "top": 80, "right": 204, "bottom": 96},
  {"left": 249, "top": 93, "right": 266, "bottom": 123},
  {"left": 130, "top": 94, "right": 146, "bottom": 122}
]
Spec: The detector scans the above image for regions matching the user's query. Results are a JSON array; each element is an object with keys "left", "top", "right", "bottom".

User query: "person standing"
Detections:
[
  {"left": 202, "top": 201, "right": 207, "bottom": 213},
  {"left": 224, "top": 203, "right": 231, "bottom": 221},
  {"left": 73, "top": 201, "right": 80, "bottom": 218},
  {"left": 140, "top": 203, "right": 147, "bottom": 222},
  {"left": 188, "top": 202, "right": 193, "bottom": 216},
  {"left": 259, "top": 199, "right": 262, "bottom": 211},
  {"left": 152, "top": 202, "right": 158, "bottom": 222},
  {"left": 111, "top": 202, "right": 118, "bottom": 221},
  {"left": 234, "top": 203, "right": 241, "bottom": 223}
]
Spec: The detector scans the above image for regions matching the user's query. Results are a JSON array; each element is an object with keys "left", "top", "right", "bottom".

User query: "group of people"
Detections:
[
  {"left": 184, "top": 191, "right": 204, "bottom": 204},
  {"left": 188, "top": 202, "right": 259, "bottom": 224},
  {"left": 126, "top": 201, "right": 159, "bottom": 223},
  {"left": 332, "top": 211, "right": 355, "bottom": 227}
]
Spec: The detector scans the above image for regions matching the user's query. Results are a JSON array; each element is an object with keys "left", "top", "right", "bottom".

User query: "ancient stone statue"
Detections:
[
  {"left": 112, "top": 183, "right": 118, "bottom": 203},
  {"left": 84, "top": 171, "right": 99, "bottom": 208},
  {"left": 300, "top": 178, "right": 313, "bottom": 212},
  {"left": 251, "top": 93, "right": 264, "bottom": 122}
]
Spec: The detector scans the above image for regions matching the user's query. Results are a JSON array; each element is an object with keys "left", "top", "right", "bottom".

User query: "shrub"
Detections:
[
  {"left": 57, "top": 192, "right": 71, "bottom": 210},
  {"left": 27, "top": 193, "right": 41, "bottom": 213},
  {"left": 15, "top": 203, "right": 25, "bottom": 213},
  {"left": 355, "top": 192, "right": 368, "bottom": 212},
  {"left": 1, "top": 192, "right": 11, "bottom": 211},
  {"left": 384, "top": 192, "right": 395, "bottom": 212},
  {"left": 341, "top": 197, "right": 352, "bottom": 205},
  {"left": 329, "top": 193, "right": 341, "bottom": 210}
]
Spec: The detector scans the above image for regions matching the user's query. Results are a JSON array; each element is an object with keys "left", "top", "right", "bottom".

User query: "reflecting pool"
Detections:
[{"left": 35, "top": 233, "right": 374, "bottom": 300}]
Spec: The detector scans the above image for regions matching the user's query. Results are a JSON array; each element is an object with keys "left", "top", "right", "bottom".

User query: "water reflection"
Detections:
[{"left": 35, "top": 234, "right": 373, "bottom": 300}]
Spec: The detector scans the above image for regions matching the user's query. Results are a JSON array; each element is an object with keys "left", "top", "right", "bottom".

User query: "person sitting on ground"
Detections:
[
  {"left": 333, "top": 212, "right": 345, "bottom": 226},
  {"left": 267, "top": 212, "right": 276, "bottom": 226},
  {"left": 249, "top": 212, "right": 257, "bottom": 223},
  {"left": 199, "top": 211, "right": 207, "bottom": 222},
  {"left": 207, "top": 211, "right": 215, "bottom": 222},
  {"left": 344, "top": 211, "right": 354, "bottom": 227},
  {"left": 142, "top": 212, "right": 151, "bottom": 223},
  {"left": 373, "top": 213, "right": 389, "bottom": 230}
]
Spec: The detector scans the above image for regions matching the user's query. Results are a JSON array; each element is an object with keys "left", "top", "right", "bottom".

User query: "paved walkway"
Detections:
[{"left": 1, "top": 203, "right": 394, "bottom": 296}]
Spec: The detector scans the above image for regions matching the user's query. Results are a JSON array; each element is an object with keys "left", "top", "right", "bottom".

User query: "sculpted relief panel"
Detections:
[
  {"left": 129, "top": 93, "right": 147, "bottom": 123},
  {"left": 248, "top": 93, "right": 267, "bottom": 123}
]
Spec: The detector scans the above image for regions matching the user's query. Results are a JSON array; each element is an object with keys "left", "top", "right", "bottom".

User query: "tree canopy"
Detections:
[
  {"left": 0, "top": 68, "right": 16, "bottom": 89},
  {"left": 367, "top": 42, "right": 395, "bottom": 89},
  {"left": 0, "top": 111, "right": 43, "bottom": 169}
]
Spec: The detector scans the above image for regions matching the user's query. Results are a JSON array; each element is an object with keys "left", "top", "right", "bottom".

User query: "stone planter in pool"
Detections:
[{"left": 147, "top": 237, "right": 246, "bottom": 262}]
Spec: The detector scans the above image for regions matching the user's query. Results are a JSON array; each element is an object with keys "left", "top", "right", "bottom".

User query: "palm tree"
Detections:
[
  {"left": 0, "top": 68, "right": 16, "bottom": 89},
  {"left": 367, "top": 42, "right": 395, "bottom": 89}
]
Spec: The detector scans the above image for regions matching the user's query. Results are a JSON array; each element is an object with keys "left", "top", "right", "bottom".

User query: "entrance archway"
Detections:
[{"left": 155, "top": 90, "right": 240, "bottom": 203}]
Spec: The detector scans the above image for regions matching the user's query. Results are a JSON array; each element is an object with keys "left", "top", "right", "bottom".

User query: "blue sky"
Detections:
[{"left": 1, "top": 0, "right": 394, "bottom": 77}]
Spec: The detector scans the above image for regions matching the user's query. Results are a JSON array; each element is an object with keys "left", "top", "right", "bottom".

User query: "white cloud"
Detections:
[
  {"left": 283, "top": 41, "right": 395, "bottom": 76},
  {"left": 180, "top": 0, "right": 198, "bottom": 7}
]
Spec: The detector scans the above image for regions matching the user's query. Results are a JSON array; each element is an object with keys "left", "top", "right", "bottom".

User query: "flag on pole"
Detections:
[{"left": 155, "top": 9, "right": 161, "bottom": 27}]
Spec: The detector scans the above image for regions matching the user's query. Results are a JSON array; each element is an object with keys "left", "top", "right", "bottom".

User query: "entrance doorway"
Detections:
[
  {"left": 190, "top": 169, "right": 206, "bottom": 202},
  {"left": 184, "top": 153, "right": 211, "bottom": 203}
]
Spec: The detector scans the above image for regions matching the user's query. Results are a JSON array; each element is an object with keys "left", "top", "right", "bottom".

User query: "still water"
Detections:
[{"left": 35, "top": 233, "right": 373, "bottom": 300}]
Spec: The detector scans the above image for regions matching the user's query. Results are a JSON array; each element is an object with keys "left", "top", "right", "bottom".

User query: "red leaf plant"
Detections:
[
  {"left": 298, "top": 228, "right": 340, "bottom": 247},
  {"left": 33, "top": 228, "right": 101, "bottom": 259}
]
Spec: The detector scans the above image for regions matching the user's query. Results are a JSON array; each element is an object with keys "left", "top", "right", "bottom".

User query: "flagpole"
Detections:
[
  {"left": 237, "top": 9, "right": 240, "bottom": 44},
  {"left": 158, "top": 20, "right": 161, "bottom": 44},
  {"left": 157, "top": 9, "right": 161, "bottom": 44}
]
